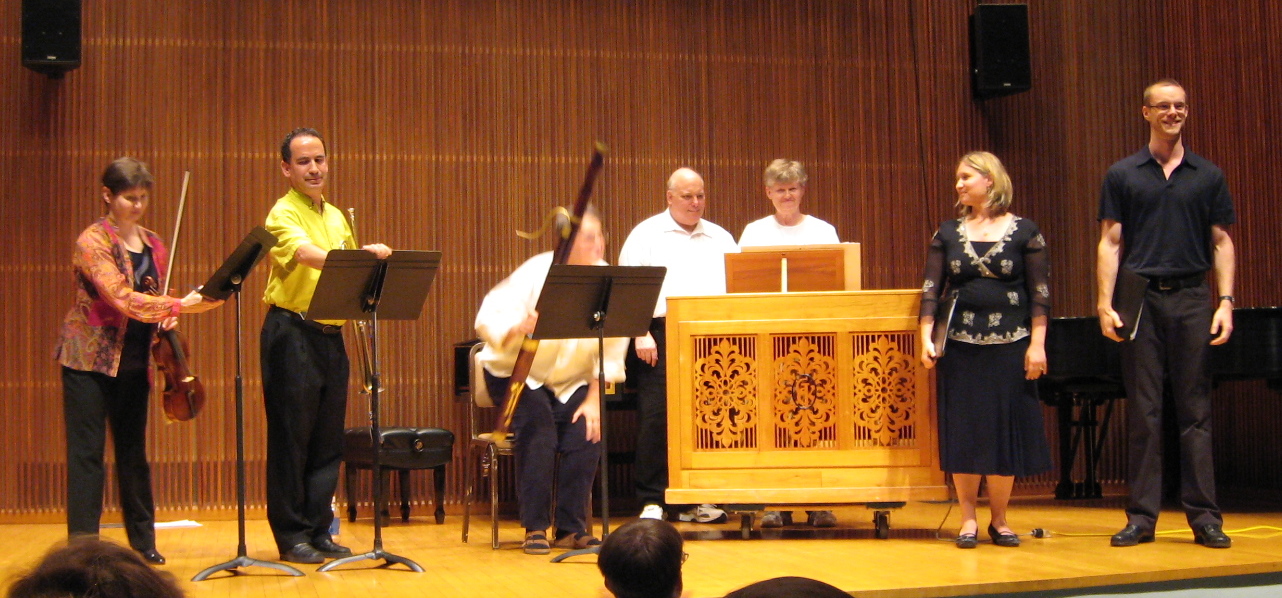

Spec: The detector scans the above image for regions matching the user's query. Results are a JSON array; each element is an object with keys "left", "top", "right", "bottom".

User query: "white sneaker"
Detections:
[
  {"left": 639, "top": 504, "right": 665, "bottom": 520},
  {"left": 677, "top": 504, "right": 727, "bottom": 524}
]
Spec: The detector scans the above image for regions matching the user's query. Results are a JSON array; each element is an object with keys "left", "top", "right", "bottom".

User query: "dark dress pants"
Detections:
[
  {"left": 487, "top": 372, "right": 600, "bottom": 535},
  {"left": 63, "top": 366, "right": 157, "bottom": 551},
  {"left": 629, "top": 317, "right": 669, "bottom": 508},
  {"left": 261, "top": 309, "right": 349, "bottom": 551},
  {"left": 1120, "top": 284, "right": 1222, "bottom": 530}
]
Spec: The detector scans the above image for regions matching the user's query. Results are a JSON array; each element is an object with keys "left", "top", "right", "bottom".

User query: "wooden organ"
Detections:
[{"left": 663, "top": 289, "right": 949, "bottom": 529}]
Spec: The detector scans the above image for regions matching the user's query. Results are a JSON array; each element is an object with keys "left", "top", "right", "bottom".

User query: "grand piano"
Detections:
[{"left": 1039, "top": 307, "right": 1282, "bottom": 498}]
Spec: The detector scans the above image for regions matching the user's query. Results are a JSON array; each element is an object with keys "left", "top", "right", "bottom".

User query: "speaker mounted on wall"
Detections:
[
  {"left": 22, "top": 0, "right": 82, "bottom": 78},
  {"left": 970, "top": 3, "right": 1031, "bottom": 99}
]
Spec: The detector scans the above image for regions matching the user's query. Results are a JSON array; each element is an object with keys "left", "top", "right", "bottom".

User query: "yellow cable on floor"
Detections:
[{"left": 1045, "top": 525, "right": 1282, "bottom": 538}]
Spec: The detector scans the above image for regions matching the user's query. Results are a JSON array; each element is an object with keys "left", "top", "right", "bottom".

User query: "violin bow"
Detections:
[{"left": 160, "top": 171, "right": 192, "bottom": 294}]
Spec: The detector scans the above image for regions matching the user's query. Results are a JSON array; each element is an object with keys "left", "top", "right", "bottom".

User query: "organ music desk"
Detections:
[{"left": 663, "top": 290, "right": 949, "bottom": 537}]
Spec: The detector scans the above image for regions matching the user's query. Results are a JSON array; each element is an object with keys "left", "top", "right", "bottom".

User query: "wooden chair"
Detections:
[
  {"left": 461, "top": 341, "right": 513, "bottom": 548},
  {"left": 458, "top": 341, "right": 596, "bottom": 548}
]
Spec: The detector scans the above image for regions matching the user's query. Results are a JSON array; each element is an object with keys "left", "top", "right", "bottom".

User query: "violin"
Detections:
[
  {"left": 148, "top": 171, "right": 206, "bottom": 422},
  {"left": 145, "top": 282, "right": 207, "bottom": 422}
]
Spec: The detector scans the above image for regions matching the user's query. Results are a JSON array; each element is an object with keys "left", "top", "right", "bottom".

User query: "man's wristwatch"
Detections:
[{"left": 1218, "top": 295, "right": 1235, "bottom": 304}]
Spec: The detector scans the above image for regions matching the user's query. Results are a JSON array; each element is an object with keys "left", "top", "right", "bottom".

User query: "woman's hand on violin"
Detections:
[
  {"left": 178, "top": 290, "right": 223, "bottom": 313},
  {"left": 160, "top": 316, "right": 179, "bottom": 331},
  {"left": 363, "top": 243, "right": 392, "bottom": 259}
]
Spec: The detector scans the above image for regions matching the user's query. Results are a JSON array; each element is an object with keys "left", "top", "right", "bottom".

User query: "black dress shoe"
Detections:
[
  {"left": 137, "top": 548, "right": 166, "bottom": 565},
  {"left": 988, "top": 524, "right": 1021, "bottom": 547},
  {"left": 1193, "top": 523, "right": 1231, "bottom": 548},
  {"left": 1110, "top": 524, "right": 1155, "bottom": 547},
  {"left": 955, "top": 532, "right": 978, "bottom": 549},
  {"left": 311, "top": 537, "right": 353, "bottom": 558},
  {"left": 280, "top": 542, "right": 325, "bottom": 564}
]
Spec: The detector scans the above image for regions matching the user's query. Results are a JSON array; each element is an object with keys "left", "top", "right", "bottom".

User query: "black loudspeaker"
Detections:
[
  {"left": 22, "top": 0, "right": 82, "bottom": 78},
  {"left": 970, "top": 4, "right": 1031, "bottom": 99}
]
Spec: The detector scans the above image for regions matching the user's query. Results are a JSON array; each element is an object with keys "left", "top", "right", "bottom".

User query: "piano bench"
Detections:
[{"left": 342, "top": 426, "right": 455, "bottom": 524}]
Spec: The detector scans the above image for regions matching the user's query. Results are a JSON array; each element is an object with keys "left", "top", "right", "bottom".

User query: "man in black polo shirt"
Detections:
[{"left": 1096, "top": 79, "right": 1236, "bottom": 549}]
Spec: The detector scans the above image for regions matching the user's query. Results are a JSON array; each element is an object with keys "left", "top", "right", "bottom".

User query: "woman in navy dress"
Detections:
[{"left": 919, "top": 151, "right": 1052, "bottom": 548}]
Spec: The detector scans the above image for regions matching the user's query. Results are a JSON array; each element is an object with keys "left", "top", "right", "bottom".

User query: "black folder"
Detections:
[
  {"left": 1113, "top": 268, "right": 1148, "bottom": 341},
  {"left": 932, "top": 293, "right": 958, "bottom": 357}
]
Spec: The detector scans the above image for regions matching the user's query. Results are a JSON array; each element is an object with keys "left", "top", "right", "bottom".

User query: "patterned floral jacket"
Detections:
[{"left": 53, "top": 218, "right": 181, "bottom": 377}]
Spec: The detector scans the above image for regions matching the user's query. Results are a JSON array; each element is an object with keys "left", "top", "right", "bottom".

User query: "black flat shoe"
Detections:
[
  {"left": 1193, "top": 523, "right": 1231, "bottom": 549},
  {"left": 988, "top": 524, "right": 1020, "bottom": 547},
  {"left": 955, "top": 532, "right": 978, "bottom": 549},
  {"left": 1110, "top": 524, "right": 1155, "bottom": 547},
  {"left": 138, "top": 548, "right": 166, "bottom": 565},
  {"left": 280, "top": 542, "right": 325, "bottom": 564},
  {"left": 311, "top": 537, "right": 353, "bottom": 558}
]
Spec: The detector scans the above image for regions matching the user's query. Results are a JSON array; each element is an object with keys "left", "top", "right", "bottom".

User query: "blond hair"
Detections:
[
  {"left": 763, "top": 159, "right": 808, "bottom": 186},
  {"left": 956, "top": 151, "right": 1013, "bottom": 217}
]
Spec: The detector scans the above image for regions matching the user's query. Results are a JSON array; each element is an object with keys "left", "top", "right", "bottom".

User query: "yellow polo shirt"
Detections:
[{"left": 262, "top": 188, "right": 355, "bottom": 324}]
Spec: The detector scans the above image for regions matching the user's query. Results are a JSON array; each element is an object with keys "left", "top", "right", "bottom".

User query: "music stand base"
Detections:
[
  {"left": 318, "top": 549, "right": 424, "bottom": 572},
  {"left": 192, "top": 555, "right": 304, "bottom": 580},
  {"left": 550, "top": 545, "right": 600, "bottom": 562}
]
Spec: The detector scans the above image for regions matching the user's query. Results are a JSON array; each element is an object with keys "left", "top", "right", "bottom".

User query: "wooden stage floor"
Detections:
[{"left": 2, "top": 497, "right": 1280, "bottom": 598}]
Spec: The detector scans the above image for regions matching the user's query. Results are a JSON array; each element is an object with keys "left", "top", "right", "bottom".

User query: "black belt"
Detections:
[
  {"left": 269, "top": 305, "right": 343, "bottom": 334},
  {"left": 1147, "top": 272, "right": 1205, "bottom": 292}
]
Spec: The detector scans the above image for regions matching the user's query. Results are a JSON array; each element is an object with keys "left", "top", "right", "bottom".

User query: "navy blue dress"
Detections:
[{"left": 920, "top": 216, "right": 1052, "bottom": 477}]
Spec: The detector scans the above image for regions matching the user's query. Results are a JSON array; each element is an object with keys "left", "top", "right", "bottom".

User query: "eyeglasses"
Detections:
[{"left": 1147, "top": 102, "right": 1189, "bottom": 113}]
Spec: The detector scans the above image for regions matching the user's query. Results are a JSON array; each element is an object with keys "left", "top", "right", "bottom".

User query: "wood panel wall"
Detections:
[{"left": 1, "top": 0, "right": 1277, "bottom": 521}]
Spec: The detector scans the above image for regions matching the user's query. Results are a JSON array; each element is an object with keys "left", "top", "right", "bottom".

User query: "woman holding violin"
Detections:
[{"left": 53, "top": 157, "right": 221, "bottom": 565}]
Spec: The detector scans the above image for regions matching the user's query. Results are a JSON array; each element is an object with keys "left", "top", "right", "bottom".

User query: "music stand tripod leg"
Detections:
[
  {"left": 552, "top": 305, "right": 611, "bottom": 563},
  {"left": 318, "top": 314, "right": 423, "bottom": 573}
]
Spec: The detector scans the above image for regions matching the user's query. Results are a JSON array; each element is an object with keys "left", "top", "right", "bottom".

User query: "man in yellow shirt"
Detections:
[{"left": 260, "top": 128, "right": 392, "bottom": 564}]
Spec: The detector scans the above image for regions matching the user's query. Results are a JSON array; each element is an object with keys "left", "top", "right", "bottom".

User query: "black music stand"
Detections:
[
  {"left": 308, "top": 249, "right": 441, "bottom": 572},
  {"left": 532, "top": 265, "right": 665, "bottom": 562},
  {"left": 192, "top": 227, "right": 302, "bottom": 581}
]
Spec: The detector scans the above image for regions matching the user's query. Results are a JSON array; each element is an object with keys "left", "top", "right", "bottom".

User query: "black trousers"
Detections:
[
  {"left": 62, "top": 366, "right": 156, "bottom": 551},
  {"left": 260, "top": 308, "right": 349, "bottom": 551},
  {"left": 628, "top": 317, "right": 669, "bottom": 508},
  {"left": 486, "top": 372, "right": 600, "bottom": 534},
  {"left": 1120, "top": 283, "right": 1221, "bottom": 530}
]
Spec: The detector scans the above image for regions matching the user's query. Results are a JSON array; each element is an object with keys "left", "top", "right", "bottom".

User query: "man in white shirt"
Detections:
[
  {"left": 475, "top": 209, "right": 629, "bottom": 554},
  {"left": 739, "top": 159, "right": 840, "bottom": 528},
  {"left": 618, "top": 167, "right": 739, "bottom": 523},
  {"left": 738, "top": 159, "right": 839, "bottom": 248}
]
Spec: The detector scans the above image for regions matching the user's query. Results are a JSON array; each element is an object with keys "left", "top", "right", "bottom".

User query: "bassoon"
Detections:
[{"left": 490, "top": 143, "right": 607, "bottom": 447}]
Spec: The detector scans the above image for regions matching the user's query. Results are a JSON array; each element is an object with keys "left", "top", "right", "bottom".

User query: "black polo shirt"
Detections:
[{"left": 1098, "top": 147, "right": 1235, "bottom": 278}]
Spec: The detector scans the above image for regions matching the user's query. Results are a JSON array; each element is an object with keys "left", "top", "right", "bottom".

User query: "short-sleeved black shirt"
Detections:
[{"left": 1098, "top": 147, "right": 1235, "bottom": 278}]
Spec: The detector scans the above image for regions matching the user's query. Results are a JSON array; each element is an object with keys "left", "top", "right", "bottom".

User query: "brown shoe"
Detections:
[
  {"left": 523, "top": 530, "right": 551, "bottom": 555},
  {"left": 552, "top": 532, "right": 602, "bottom": 550}
]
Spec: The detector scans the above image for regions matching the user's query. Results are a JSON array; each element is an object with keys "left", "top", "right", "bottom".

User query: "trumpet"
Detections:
[{"left": 345, "top": 207, "right": 383, "bottom": 396}]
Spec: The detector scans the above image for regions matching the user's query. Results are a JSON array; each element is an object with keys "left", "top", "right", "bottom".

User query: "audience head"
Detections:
[
  {"left": 7, "top": 538, "right": 185, "bottom": 598},
  {"left": 954, "top": 151, "right": 1012, "bottom": 217},
  {"left": 598, "top": 519, "right": 685, "bottom": 598},
  {"left": 724, "top": 576, "right": 849, "bottom": 598}
]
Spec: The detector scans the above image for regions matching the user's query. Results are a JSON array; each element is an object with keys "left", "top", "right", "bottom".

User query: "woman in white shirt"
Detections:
[{"left": 738, "top": 159, "right": 839, "bottom": 248}]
